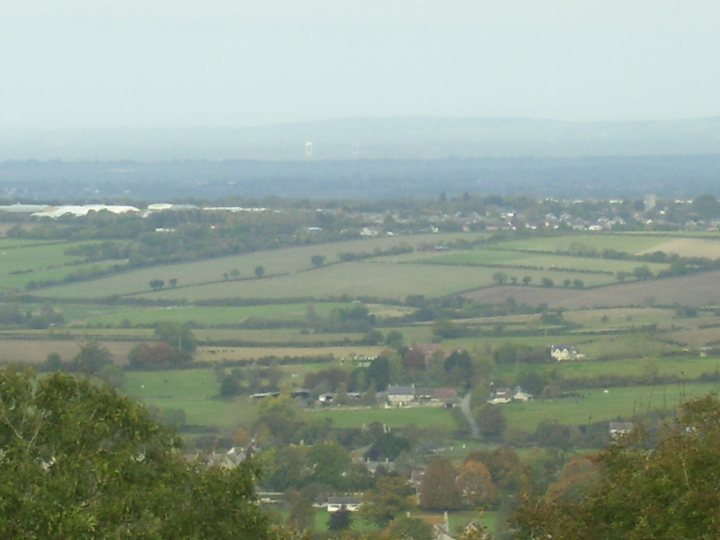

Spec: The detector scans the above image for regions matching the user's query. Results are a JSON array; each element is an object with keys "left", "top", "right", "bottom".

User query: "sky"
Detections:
[{"left": 1, "top": 0, "right": 719, "bottom": 129}]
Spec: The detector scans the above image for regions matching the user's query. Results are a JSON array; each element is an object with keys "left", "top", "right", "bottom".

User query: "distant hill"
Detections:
[
  {"left": 1, "top": 155, "right": 720, "bottom": 201},
  {"left": 2, "top": 117, "right": 720, "bottom": 161}
]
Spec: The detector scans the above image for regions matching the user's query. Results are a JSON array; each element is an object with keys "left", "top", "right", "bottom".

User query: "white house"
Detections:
[
  {"left": 550, "top": 344, "right": 584, "bottom": 361},
  {"left": 386, "top": 385, "right": 415, "bottom": 406},
  {"left": 326, "top": 496, "right": 362, "bottom": 513}
]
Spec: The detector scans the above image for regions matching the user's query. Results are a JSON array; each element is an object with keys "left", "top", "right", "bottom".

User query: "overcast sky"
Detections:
[{"left": 2, "top": 0, "right": 719, "bottom": 129}]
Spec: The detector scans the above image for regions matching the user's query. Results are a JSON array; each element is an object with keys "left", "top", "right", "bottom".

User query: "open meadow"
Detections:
[{"left": 502, "top": 381, "right": 720, "bottom": 432}]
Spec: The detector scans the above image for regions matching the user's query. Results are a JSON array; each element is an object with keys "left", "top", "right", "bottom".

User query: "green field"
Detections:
[
  {"left": 123, "top": 369, "right": 257, "bottom": 428},
  {"left": 495, "top": 355, "right": 720, "bottom": 382},
  {"left": 308, "top": 406, "right": 460, "bottom": 430},
  {"left": 34, "top": 233, "right": 481, "bottom": 299},
  {"left": 502, "top": 382, "right": 720, "bottom": 432},
  {"left": 494, "top": 234, "right": 670, "bottom": 255},
  {"left": 60, "top": 302, "right": 410, "bottom": 327},
  {"left": 415, "top": 249, "right": 669, "bottom": 275}
]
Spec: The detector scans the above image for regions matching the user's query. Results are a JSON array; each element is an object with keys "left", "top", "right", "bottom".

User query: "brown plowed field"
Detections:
[{"left": 463, "top": 270, "right": 720, "bottom": 309}]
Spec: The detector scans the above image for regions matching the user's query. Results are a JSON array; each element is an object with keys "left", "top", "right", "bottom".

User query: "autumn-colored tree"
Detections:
[
  {"left": 456, "top": 460, "right": 497, "bottom": 508},
  {"left": 419, "top": 457, "right": 463, "bottom": 511},
  {"left": 544, "top": 455, "right": 600, "bottom": 503},
  {"left": 383, "top": 516, "right": 433, "bottom": 540},
  {"left": 514, "top": 395, "right": 720, "bottom": 539}
]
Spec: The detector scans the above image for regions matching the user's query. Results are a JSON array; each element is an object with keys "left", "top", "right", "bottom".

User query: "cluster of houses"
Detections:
[
  {"left": 550, "top": 344, "right": 585, "bottom": 361},
  {"left": 486, "top": 386, "right": 533, "bottom": 405}
]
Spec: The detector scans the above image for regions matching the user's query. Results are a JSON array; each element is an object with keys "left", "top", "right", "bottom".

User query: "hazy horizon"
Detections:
[{"left": 2, "top": 1, "right": 719, "bottom": 130}]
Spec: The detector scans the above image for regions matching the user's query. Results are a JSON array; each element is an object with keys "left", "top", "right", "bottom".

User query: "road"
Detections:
[{"left": 460, "top": 391, "right": 480, "bottom": 438}]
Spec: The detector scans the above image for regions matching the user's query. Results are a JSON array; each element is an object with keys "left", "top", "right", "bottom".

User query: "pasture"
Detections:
[
  {"left": 464, "top": 271, "right": 720, "bottom": 309},
  {"left": 0, "top": 338, "right": 139, "bottom": 365},
  {"left": 502, "top": 382, "right": 720, "bottom": 432},
  {"left": 129, "top": 263, "right": 612, "bottom": 301},
  {"left": 415, "top": 249, "right": 669, "bottom": 275},
  {"left": 493, "top": 234, "right": 669, "bottom": 255},
  {"left": 308, "top": 405, "right": 460, "bottom": 430},
  {"left": 62, "top": 302, "right": 408, "bottom": 327},
  {"left": 34, "top": 233, "right": 481, "bottom": 299}
]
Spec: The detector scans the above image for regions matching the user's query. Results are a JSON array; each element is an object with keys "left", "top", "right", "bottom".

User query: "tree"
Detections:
[
  {"left": 255, "top": 265, "right": 265, "bottom": 278},
  {"left": 633, "top": 265, "right": 653, "bottom": 280},
  {"left": 457, "top": 460, "right": 497, "bottom": 508},
  {"left": 522, "top": 275, "right": 532, "bottom": 286},
  {"left": 149, "top": 278, "right": 165, "bottom": 290},
  {"left": 72, "top": 341, "right": 113, "bottom": 375},
  {"left": 168, "top": 277, "right": 178, "bottom": 287},
  {"left": 311, "top": 254, "right": 325, "bottom": 267},
  {"left": 384, "top": 516, "right": 433, "bottom": 540},
  {"left": 328, "top": 507, "right": 352, "bottom": 531},
  {"left": 419, "top": 457, "right": 463, "bottom": 511},
  {"left": 475, "top": 404, "right": 506, "bottom": 440},
  {"left": 154, "top": 322, "right": 197, "bottom": 353},
  {"left": 360, "top": 475, "right": 413, "bottom": 526},
  {"left": 0, "top": 368, "right": 272, "bottom": 539},
  {"left": 514, "top": 395, "right": 720, "bottom": 539},
  {"left": 492, "top": 271, "right": 508, "bottom": 285},
  {"left": 541, "top": 277, "right": 554, "bottom": 287},
  {"left": 444, "top": 349, "right": 475, "bottom": 387},
  {"left": 128, "top": 341, "right": 191, "bottom": 369}
]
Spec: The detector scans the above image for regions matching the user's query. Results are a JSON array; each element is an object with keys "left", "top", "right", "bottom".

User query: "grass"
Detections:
[
  {"left": 494, "top": 234, "right": 669, "bottom": 255},
  {"left": 415, "top": 249, "right": 669, "bottom": 275},
  {"left": 61, "top": 302, "right": 412, "bottom": 327},
  {"left": 495, "top": 355, "right": 720, "bottom": 382},
  {"left": 0, "top": 338, "right": 139, "bottom": 365},
  {"left": 123, "top": 369, "right": 258, "bottom": 428},
  {"left": 194, "top": 345, "right": 385, "bottom": 362},
  {"left": 34, "top": 233, "right": 480, "bottom": 299},
  {"left": 502, "top": 382, "right": 720, "bottom": 432},
  {"left": 308, "top": 406, "right": 460, "bottom": 430},
  {"left": 127, "top": 263, "right": 614, "bottom": 302}
]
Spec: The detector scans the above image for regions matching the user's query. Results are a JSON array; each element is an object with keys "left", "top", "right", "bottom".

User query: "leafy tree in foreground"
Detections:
[
  {"left": 0, "top": 368, "right": 275, "bottom": 539},
  {"left": 513, "top": 395, "right": 720, "bottom": 539},
  {"left": 419, "top": 457, "right": 463, "bottom": 511}
]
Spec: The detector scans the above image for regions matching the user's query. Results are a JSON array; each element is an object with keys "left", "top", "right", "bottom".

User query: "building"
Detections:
[{"left": 386, "top": 385, "right": 415, "bottom": 406}]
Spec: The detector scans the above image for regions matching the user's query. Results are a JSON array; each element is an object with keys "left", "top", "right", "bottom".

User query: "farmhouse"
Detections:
[
  {"left": 326, "top": 496, "right": 362, "bottom": 513},
  {"left": 487, "top": 386, "right": 532, "bottom": 404},
  {"left": 386, "top": 385, "right": 416, "bottom": 406},
  {"left": 609, "top": 421, "right": 635, "bottom": 439},
  {"left": 550, "top": 344, "right": 584, "bottom": 361}
]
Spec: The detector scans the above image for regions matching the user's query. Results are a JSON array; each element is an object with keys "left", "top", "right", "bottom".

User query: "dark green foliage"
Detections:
[
  {"left": 154, "top": 322, "right": 197, "bottom": 353},
  {"left": 128, "top": 341, "right": 192, "bottom": 369},
  {"left": 0, "top": 368, "right": 272, "bottom": 539},
  {"left": 365, "top": 356, "right": 391, "bottom": 391},
  {"left": 327, "top": 508, "right": 352, "bottom": 531},
  {"left": 360, "top": 475, "right": 413, "bottom": 526},
  {"left": 444, "top": 349, "right": 475, "bottom": 387},
  {"left": 385, "top": 516, "right": 433, "bottom": 540},
  {"left": 72, "top": 341, "right": 113, "bottom": 375},
  {"left": 514, "top": 395, "right": 720, "bottom": 539},
  {"left": 475, "top": 404, "right": 506, "bottom": 440}
]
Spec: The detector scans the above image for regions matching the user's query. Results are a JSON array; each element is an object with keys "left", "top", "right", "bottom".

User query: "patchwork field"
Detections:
[
  {"left": 61, "top": 302, "right": 410, "bottom": 327},
  {"left": 464, "top": 271, "right": 720, "bottom": 308},
  {"left": 34, "top": 233, "right": 480, "bottom": 299},
  {"left": 308, "top": 405, "right": 460, "bottom": 431},
  {"left": 415, "top": 249, "right": 669, "bottom": 275},
  {"left": 502, "top": 382, "right": 720, "bottom": 432}
]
